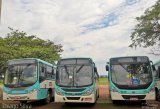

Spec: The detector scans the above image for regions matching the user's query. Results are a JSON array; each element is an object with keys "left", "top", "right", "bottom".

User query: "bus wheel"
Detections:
[
  {"left": 20, "top": 101, "right": 27, "bottom": 104},
  {"left": 97, "top": 89, "right": 99, "bottom": 98},
  {"left": 51, "top": 96, "right": 55, "bottom": 102},
  {"left": 156, "top": 90, "right": 160, "bottom": 101},
  {"left": 44, "top": 91, "right": 51, "bottom": 104}
]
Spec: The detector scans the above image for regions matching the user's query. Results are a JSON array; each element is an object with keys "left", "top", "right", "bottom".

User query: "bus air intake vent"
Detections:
[
  {"left": 61, "top": 88, "right": 85, "bottom": 92},
  {"left": 66, "top": 97, "right": 80, "bottom": 100},
  {"left": 122, "top": 95, "right": 146, "bottom": 99}
]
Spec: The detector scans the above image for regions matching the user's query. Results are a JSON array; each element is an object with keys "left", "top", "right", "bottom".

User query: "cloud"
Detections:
[
  {"left": 81, "top": 12, "right": 118, "bottom": 34},
  {"left": 80, "top": 0, "right": 142, "bottom": 34},
  {"left": 0, "top": 0, "right": 159, "bottom": 75}
]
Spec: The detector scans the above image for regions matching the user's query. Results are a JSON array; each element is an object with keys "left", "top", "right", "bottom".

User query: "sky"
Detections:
[{"left": 0, "top": 0, "right": 159, "bottom": 75}]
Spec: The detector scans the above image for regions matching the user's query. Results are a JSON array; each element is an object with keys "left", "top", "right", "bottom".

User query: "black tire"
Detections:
[
  {"left": 109, "top": 90, "right": 111, "bottom": 99},
  {"left": 51, "top": 89, "right": 54, "bottom": 102},
  {"left": 109, "top": 93, "right": 111, "bottom": 99},
  {"left": 156, "top": 90, "right": 160, "bottom": 101},
  {"left": 43, "top": 91, "right": 51, "bottom": 104},
  {"left": 51, "top": 96, "right": 55, "bottom": 102},
  {"left": 97, "top": 89, "right": 100, "bottom": 98}
]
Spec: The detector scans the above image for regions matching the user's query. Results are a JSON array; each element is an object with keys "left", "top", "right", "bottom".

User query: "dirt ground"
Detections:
[{"left": 0, "top": 85, "right": 160, "bottom": 109}]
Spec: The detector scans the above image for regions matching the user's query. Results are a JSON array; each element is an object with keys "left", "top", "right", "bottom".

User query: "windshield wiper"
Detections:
[
  {"left": 64, "top": 65, "right": 69, "bottom": 76},
  {"left": 119, "top": 63, "right": 130, "bottom": 73},
  {"left": 76, "top": 65, "right": 84, "bottom": 73}
]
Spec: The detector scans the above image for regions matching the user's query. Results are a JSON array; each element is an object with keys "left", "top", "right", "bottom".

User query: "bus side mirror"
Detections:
[
  {"left": 106, "top": 65, "right": 109, "bottom": 71},
  {"left": 94, "top": 67, "right": 97, "bottom": 73},
  {"left": 152, "top": 65, "right": 156, "bottom": 71}
]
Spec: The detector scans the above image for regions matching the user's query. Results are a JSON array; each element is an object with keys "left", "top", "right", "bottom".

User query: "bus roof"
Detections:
[
  {"left": 8, "top": 58, "right": 54, "bottom": 67},
  {"left": 109, "top": 56, "right": 149, "bottom": 59},
  {"left": 109, "top": 56, "right": 149, "bottom": 64},
  {"left": 58, "top": 57, "right": 94, "bottom": 65},
  {"left": 59, "top": 57, "right": 93, "bottom": 60}
]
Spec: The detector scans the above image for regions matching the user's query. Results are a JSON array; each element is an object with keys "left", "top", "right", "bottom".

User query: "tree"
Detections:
[
  {"left": 0, "top": 27, "right": 63, "bottom": 74},
  {"left": 129, "top": 0, "right": 160, "bottom": 55}
]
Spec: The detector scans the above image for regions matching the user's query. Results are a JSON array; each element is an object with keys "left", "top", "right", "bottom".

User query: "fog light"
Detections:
[
  {"left": 83, "top": 89, "right": 93, "bottom": 96},
  {"left": 85, "top": 97, "right": 92, "bottom": 101},
  {"left": 150, "top": 87, "right": 155, "bottom": 92},
  {"left": 56, "top": 90, "right": 63, "bottom": 95}
]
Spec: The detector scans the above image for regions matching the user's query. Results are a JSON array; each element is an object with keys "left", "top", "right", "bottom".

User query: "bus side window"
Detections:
[
  {"left": 52, "top": 68, "right": 55, "bottom": 79},
  {"left": 46, "top": 66, "right": 53, "bottom": 79},
  {"left": 41, "top": 67, "right": 46, "bottom": 76},
  {"left": 40, "top": 64, "right": 46, "bottom": 82}
]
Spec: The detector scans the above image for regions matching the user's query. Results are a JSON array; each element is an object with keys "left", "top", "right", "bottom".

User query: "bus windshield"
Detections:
[
  {"left": 56, "top": 65, "right": 93, "bottom": 87},
  {"left": 4, "top": 59, "right": 37, "bottom": 87},
  {"left": 110, "top": 57, "right": 152, "bottom": 88}
]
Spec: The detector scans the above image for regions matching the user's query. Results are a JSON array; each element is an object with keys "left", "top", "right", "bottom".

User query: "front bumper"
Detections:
[
  {"left": 111, "top": 91, "right": 155, "bottom": 100},
  {"left": 55, "top": 93, "right": 95, "bottom": 103},
  {"left": 3, "top": 91, "right": 37, "bottom": 101}
]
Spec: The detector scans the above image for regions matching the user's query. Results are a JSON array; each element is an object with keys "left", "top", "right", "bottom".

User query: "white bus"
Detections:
[
  {"left": 3, "top": 58, "right": 56, "bottom": 104},
  {"left": 55, "top": 58, "right": 99, "bottom": 104}
]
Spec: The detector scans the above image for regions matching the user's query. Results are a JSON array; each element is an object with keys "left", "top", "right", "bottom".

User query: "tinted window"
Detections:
[{"left": 59, "top": 59, "right": 91, "bottom": 65}]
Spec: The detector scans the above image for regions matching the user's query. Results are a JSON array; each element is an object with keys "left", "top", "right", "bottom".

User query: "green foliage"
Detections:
[
  {"left": 0, "top": 27, "right": 63, "bottom": 74},
  {"left": 98, "top": 77, "right": 108, "bottom": 85},
  {"left": 129, "top": 0, "right": 160, "bottom": 49}
]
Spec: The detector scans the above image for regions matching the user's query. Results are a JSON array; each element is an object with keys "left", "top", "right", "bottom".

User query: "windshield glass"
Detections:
[
  {"left": 111, "top": 58, "right": 152, "bottom": 86},
  {"left": 56, "top": 65, "right": 93, "bottom": 87},
  {"left": 4, "top": 59, "right": 37, "bottom": 87}
]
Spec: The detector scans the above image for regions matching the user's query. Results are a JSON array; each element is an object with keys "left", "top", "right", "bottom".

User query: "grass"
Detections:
[
  {"left": 0, "top": 80, "right": 3, "bottom": 86},
  {"left": 98, "top": 77, "right": 108, "bottom": 85}
]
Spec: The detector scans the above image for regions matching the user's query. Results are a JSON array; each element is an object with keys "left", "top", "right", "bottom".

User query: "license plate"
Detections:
[
  {"left": 129, "top": 97, "right": 138, "bottom": 100},
  {"left": 15, "top": 96, "right": 21, "bottom": 99}
]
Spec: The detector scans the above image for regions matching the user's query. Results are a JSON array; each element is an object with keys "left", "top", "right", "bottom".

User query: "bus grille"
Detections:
[
  {"left": 66, "top": 97, "right": 80, "bottom": 100},
  {"left": 65, "top": 92, "right": 82, "bottom": 96},
  {"left": 61, "top": 88, "right": 86, "bottom": 92},
  {"left": 122, "top": 95, "right": 146, "bottom": 99}
]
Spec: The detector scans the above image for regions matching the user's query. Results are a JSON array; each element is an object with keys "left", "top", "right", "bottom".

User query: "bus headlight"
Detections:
[
  {"left": 111, "top": 87, "right": 118, "bottom": 92},
  {"left": 28, "top": 89, "right": 37, "bottom": 94},
  {"left": 150, "top": 87, "right": 155, "bottom": 92},
  {"left": 56, "top": 90, "right": 63, "bottom": 95},
  {"left": 84, "top": 89, "right": 93, "bottom": 96}
]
